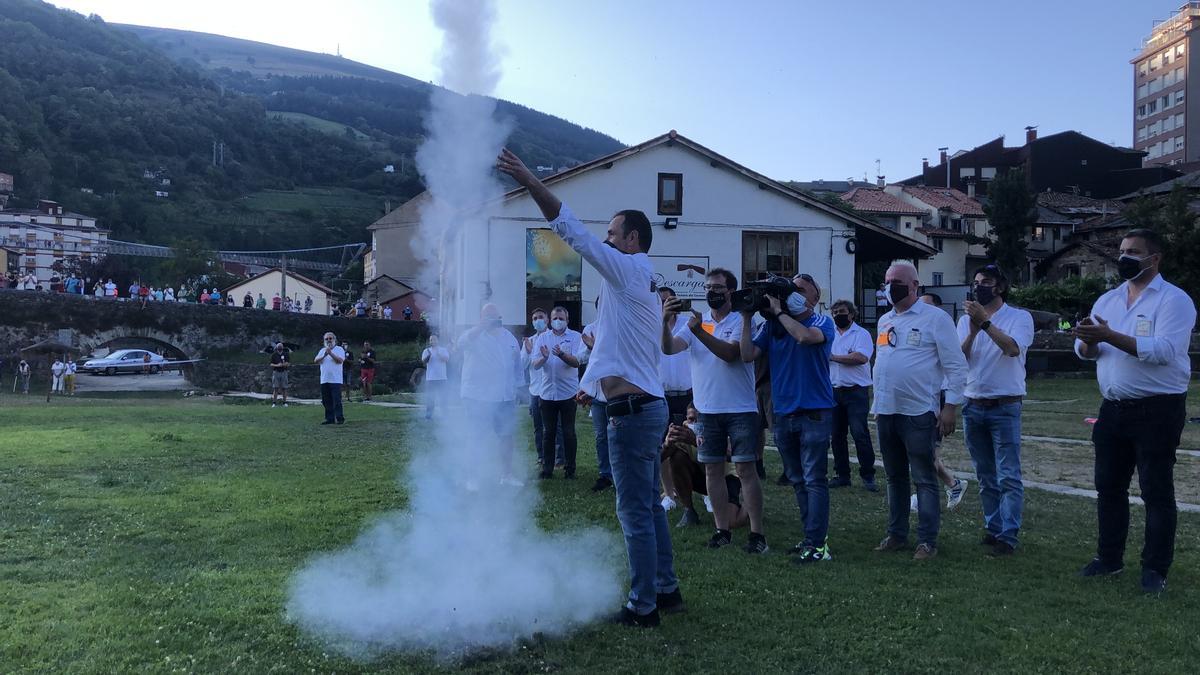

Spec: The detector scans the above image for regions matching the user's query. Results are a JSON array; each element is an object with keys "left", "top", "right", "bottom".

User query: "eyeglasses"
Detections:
[
  {"left": 703, "top": 284, "right": 727, "bottom": 291},
  {"left": 793, "top": 273, "right": 815, "bottom": 283}
]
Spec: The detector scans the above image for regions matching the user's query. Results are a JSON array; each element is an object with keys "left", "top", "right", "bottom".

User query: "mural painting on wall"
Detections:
[{"left": 526, "top": 228, "right": 582, "bottom": 292}]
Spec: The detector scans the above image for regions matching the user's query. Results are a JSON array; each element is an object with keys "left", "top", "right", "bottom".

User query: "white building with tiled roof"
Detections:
[{"left": 369, "top": 131, "right": 937, "bottom": 329}]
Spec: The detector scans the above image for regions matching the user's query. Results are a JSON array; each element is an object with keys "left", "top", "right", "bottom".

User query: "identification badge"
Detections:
[
  {"left": 906, "top": 329, "right": 922, "bottom": 346},
  {"left": 876, "top": 324, "right": 892, "bottom": 346},
  {"left": 1135, "top": 319, "right": 1153, "bottom": 337}
]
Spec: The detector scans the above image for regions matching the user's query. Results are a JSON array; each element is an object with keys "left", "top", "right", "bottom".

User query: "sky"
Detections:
[{"left": 49, "top": 0, "right": 1184, "bottom": 182}]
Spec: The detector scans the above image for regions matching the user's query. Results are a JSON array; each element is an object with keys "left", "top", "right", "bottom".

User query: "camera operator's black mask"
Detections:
[{"left": 706, "top": 292, "right": 726, "bottom": 310}]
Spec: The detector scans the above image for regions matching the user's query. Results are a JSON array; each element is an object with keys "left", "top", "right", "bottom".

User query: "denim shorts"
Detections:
[{"left": 695, "top": 411, "right": 760, "bottom": 464}]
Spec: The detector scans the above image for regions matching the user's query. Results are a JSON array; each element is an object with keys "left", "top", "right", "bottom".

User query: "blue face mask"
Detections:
[
  {"left": 532, "top": 318, "right": 546, "bottom": 332},
  {"left": 551, "top": 319, "right": 567, "bottom": 331}
]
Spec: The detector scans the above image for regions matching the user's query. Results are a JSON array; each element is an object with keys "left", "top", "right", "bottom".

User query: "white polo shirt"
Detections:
[
  {"left": 549, "top": 205, "right": 664, "bottom": 402},
  {"left": 660, "top": 314, "right": 692, "bottom": 393},
  {"left": 674, "top": 310, "right": 757, "bottom": 414},
  {"left": 459, "top": 326, "right": 521, "bottom": 402},
  {"left": 314, "top": 346, "right": 346, "bottom": 384},
  {"left": 421, "top": 346, "right": 449, "bottom": 382},
  {"left": 829, "top": 322, "right": 874, "bottom": 388},
  {"left": 533, "top": 328, "right": 583, "bottom": 401},
  {"left": 955, "top": 303, "right": 1034, "bottom": 399},
  {"left": 871, "top": 300, "right": 968, "bottom": 416},
  {"left": 522, "top": 329, "right": 549, "bottom": 397},
  {"left": 1074, "top": 274, "right": 1197, "bottom": 400}
]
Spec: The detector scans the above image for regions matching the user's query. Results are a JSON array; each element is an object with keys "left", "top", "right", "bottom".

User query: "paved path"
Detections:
[{"left": 223, "top": 391, "right": 422, "bottom": 409}]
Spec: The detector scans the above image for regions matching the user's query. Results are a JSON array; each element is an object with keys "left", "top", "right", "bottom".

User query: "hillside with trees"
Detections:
[{"left": 0, "top": 0, "right": 624, "bottom": 253}]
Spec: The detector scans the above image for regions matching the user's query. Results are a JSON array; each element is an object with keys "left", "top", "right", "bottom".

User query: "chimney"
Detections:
[
  {"left": 922, "top": 157, "right": 929, "bottom": 172},
  {"left": 877, "top": 175, "right": 886, "bottom": 188},
  {"left": 939, "top": 149, "right": 948, "bottom": 165},
  {"left": 1025, "top": 125, "right": 1038, "bottom": 144}
]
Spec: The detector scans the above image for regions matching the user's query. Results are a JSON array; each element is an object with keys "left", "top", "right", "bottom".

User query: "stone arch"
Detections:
[{"left": 79, "top": 328, "right": 194, "bottom": 363}]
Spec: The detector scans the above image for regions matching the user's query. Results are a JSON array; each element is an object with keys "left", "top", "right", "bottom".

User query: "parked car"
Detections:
[{"left": 81, "top": 349, "right": 167, "bottom": 375}]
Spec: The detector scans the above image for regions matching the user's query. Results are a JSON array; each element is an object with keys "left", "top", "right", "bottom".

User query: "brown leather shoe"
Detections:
[
  {"left": 913, "top": 543, "right": 938, "bottom": 560},
  {"left": 874, "top": 535, "right": 908, "bottom": 552}
]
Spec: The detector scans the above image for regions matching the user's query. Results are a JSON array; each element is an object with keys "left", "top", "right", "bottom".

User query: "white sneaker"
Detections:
[
  {"left": 909, "top": 494, "right": 918, "bottom": 513},
  {"left": 271, "top": 403, "right": 276, "bottom": 408},
  {"left": 661, "top": 495, "right": 677, "bottom": 511},
  {"left": 947, "top": 478, "right": 968, "bottom": 511},
  {"left": 282, "top": 403, "right": 288, "bottom": 408},
  {"left": 702, "top": 495, "right": 714, "bottom": 513},
  {"left": 499, "top": 475, "right": 525, "bottom": 488}
]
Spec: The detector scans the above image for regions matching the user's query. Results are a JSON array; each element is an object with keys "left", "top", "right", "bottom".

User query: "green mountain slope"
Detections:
[{"left": 0, "top": 1, "right": 623, "bottom": 254}]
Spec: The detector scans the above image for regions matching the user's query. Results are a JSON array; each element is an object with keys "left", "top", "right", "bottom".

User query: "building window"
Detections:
[
  {"left": 1165, "top": 115, "right": 1175, "bottom": 132},
  {"left": 980, "top": 167, "right": 997, "bottom": 180},
  {"left": 1138, "top": 126, "right": 1148, "bottom": 141},
  {"left": 1163, "top": 50, "right": 1172, "bottom": 66},
  {"left": 932, "top": 238, "right": 944, "bottom": 252},
  {"left": 1176, "top": 112, "right": 1185, "bottom": 128},
  {"left": 1178, "top": 67, "right": 1187, "bottom": 84},
  {"left": 1032, "top": 227, "right": 1046, "bottom": 242},
  {"left": 939, "top": 215, "right": 949, "bottom": 230},
  {"left": 657, "top": 173, "right": 682, "bottom": 216},
  {"left": 741, "top": 231, "right": 796, "bottom": 286},
  {"left": 1151, "top": 55, "right": 1161, "bottom": 70},
  {"left": 1139, "top": 61, "right": 1149, "bottom": 77},
  {"left": 1176, "top": 90, "right": 1186, "bottom": 106},
  {"left": 1177, "top": 44, "right": 1186, "bottom": 58},
  {"left": 1161, "top": 94, "right": 1171, "bottom": 109},
  {"left": 1052, "top": 226, "right": 1061, "bottom": 241},
  {"left": 1138, "top": 104, "right": 1147, "bottom": 118},
  {"left": 959, "top": 167, "right": 974, "bottom": 179},
  {"left": 1138, "top": 84, "right": 1149, "bottom": 99},
  {"left": 1176, "top": 136, "right": 1185, "bottom": 151},
  {"left": 932, "top": 272, "right": 944, "bottom": 286},
  {"left": 1149, "top": 100, "right": 1158, "bottom": 114}
]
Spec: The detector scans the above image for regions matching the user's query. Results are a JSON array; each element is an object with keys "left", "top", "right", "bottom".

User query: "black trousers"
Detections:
[
  {"left": 1092, "top": 394, "right": 1186, "bottom": 576},
  {"left": 540, "top": 397, "right": 578, "bottom": 476}
]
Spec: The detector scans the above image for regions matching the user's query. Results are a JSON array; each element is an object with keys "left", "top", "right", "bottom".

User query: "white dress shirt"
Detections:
[
  {"left": 533, "top": 328, "right": 583, "bottom": 401},
  {"left": 956, "top": 303, "right": 1034, "bottom": 399},
  {"left": 1074, "top": 274, "right": 1197, "bottom": 400},
  {"left": 550, "top": 205, "right": 664, "bottom": 402},
  {"left": 829, "top": 322, "right": 874, "bottom": 388},
  {"left": 459, "top": 327, "right": 522, "bottom": 402},
  {"left": 576, "top": 323, "right": 595, "bottom": 365},
  {"left": 871, "top": 300, "right": 968, "bottom": 416},
  {"left": 314, "top": 346, "right": 346, "bottom": 385},
  {"left": 421, "top": 347, "right": 449, "bottom": 382},
  {"left": 522, "top": 329, "right": 549, "bottom": 397},
  {"left": 675, "top": 310, "right": 757, "bottom": 414},
  {"left": 660, "top": 314, "right": 692, "bottom": 392}
]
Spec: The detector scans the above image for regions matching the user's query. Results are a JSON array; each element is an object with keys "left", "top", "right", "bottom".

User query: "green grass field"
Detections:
[
  {"left": 267, "top": 111, "right": 372, "bottom": 141},
  {"left": 2, "top": 383, "right": 1199, "bottom": 673}
]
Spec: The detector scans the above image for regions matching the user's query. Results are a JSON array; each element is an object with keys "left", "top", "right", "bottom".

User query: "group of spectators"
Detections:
[
  {"left": 477, "top": 150, "right": 1195, "bottom": 627},
  {"left": 268, "top": 336, "right": 380, "bottom": 424}
]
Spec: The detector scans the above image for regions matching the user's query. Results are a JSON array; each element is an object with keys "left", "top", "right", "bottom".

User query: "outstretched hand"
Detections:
[{"left": 497, "top": 148, "right": 538, "bottom": 188}]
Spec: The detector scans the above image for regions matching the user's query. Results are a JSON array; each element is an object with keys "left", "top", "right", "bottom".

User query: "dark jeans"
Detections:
[
  {"left": 540, "top": 398, "right": 578, "bottom": 476},
  {"left": 832, "top": 386, "right": 876, "bottom": 482},
  {"left": 530, "top": 396, "right": 565, "bottom": 465},
  {"left": 1093, "top": 394, "right": 1186, "bottom": 576},
  {"left": 877, "top": 412, "right": 940, "bottom": 545},
  {"left": 592, "top": 401, "right": 611, "bottom": 479},
  {"left": 320, "top": 383, "right": 344, "bottom": 423},
  {"left": 773, "top": 409, "right": 832, "bottom": 545}
]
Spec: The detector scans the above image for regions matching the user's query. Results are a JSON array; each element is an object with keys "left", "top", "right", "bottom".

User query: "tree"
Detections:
[
  {"left": 1157, "top": 182, "right": 1200, "bottom": 305},
  {"left": 980, "top": 169, "right": 1035, "bottom": 280}
]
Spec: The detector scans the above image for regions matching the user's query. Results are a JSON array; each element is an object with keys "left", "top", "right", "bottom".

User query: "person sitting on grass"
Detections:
[{"left": 661, "top": 404, "right": 749, "bottom": 531}]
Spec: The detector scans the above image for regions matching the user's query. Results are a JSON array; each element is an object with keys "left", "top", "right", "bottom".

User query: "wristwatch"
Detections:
[{"left": 979, "top": 320, "right": 992, "bottom": 331}]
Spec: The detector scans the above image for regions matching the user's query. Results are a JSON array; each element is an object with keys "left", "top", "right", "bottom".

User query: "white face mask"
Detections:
[
  {"left": 683, "top": 421, "right": 696, "bottom": 432},
  {"left": 551, "top": 319, "right": 567, "bottom": 331},
  {"left": 786, "top": 292, "right": 808, "bottom": 315}
]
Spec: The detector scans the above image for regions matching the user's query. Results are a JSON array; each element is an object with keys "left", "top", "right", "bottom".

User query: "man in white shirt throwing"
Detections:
[
  {"left": 498, "top": 148, "right": 681, "bottom": 628},
  {"left": 313, "top": 332, "right": 346, "bottom": 425},
  {"left": 871, "top": 261, "right": 968, "bottom": 561},
  {"left": 1073, "top": 229, "right": 1196, "bottom": 594},
  {"left": 532, "top": 306, "right": 583, "bottom": 479},
  {"left": 957, "top": 265, "right": 1034, "bottom": 557},
  {"left": 662, "top": 268, "right": 768, "bottom": 554},
  {"left": 828, "top": 300, "right": 878, "bottom": 492}
]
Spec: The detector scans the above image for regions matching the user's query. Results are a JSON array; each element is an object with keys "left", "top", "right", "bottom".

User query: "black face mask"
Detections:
[
  {"left": 1117, "top": 254, "right": 1147, "bottom": 281},
  {"left": 888, "top": 282, "right": 910, "bottom": 305},
  {"left": 706, "top": 292, "right": 727, "bottom": 310},
  {"left": 833, "top": 314, "right": 852, "bottom": 329},
  {"left": 973, "top": 285, "right": 996, "bottom": 306}
]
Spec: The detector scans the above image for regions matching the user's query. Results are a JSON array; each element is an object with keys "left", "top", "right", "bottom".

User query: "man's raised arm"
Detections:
[{"left": 497, "top": 148, "right": 561, "bottom": 222}]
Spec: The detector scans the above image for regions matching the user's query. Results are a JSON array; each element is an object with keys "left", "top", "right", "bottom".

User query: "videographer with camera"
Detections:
[
  {"left": 739, "top": 273, "right": 836, "bottom": 564},
  {"left": 662, "top": 268, "right": 768, "bottom": 554}
]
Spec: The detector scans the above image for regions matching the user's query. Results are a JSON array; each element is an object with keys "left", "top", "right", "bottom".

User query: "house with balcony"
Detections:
[
  {"left": 882, "top": 185, "right": 988, "bottom": 292},
  {"left": 0, "top": 200, "right": 107, "bottom": 278}
]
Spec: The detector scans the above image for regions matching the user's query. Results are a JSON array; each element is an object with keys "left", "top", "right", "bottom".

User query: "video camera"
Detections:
[{"left": 730, "top": 275, "right": 794, "bottom": 315}]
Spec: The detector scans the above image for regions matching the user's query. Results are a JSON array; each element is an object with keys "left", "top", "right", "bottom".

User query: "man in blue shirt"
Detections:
[{"left": 740, "top": 273, "right": 836, "bottom": 564}]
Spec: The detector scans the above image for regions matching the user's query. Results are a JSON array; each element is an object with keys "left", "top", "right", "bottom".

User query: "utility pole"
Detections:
[{"left": 281, "top": 253, "right": 288, "bottom": 304}]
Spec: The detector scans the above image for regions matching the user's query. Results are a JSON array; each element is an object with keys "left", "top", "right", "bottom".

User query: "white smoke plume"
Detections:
[{"left": 286, "top": 0, "right": 621, "bottom": 659}]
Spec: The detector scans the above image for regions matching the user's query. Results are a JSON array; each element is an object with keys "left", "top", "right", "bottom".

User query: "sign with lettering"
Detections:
[{"left": 649, "top": 255, "right": 710, "bottom": 299}]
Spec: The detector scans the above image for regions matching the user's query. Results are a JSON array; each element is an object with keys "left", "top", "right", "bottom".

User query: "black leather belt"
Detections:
[
  {"left": 967, "top": 396, "right": 1023, "bottom": 408},
  {"left": 606, "top": 393, "right": 664, "bottom": 417},
  {"left": 834, "top": 385, "right": 865, "bottom": 391},
  {"left": 1103, "top": 393, "right": 1186, "bottom": 408}
]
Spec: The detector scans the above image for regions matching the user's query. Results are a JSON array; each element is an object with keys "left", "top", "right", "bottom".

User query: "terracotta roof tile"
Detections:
[
  {"left": 900, "top": 186, "right": 986, "bottom": 216},
  {"left": 840, "top": 188, "right": 927, "bottom": 216}
]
